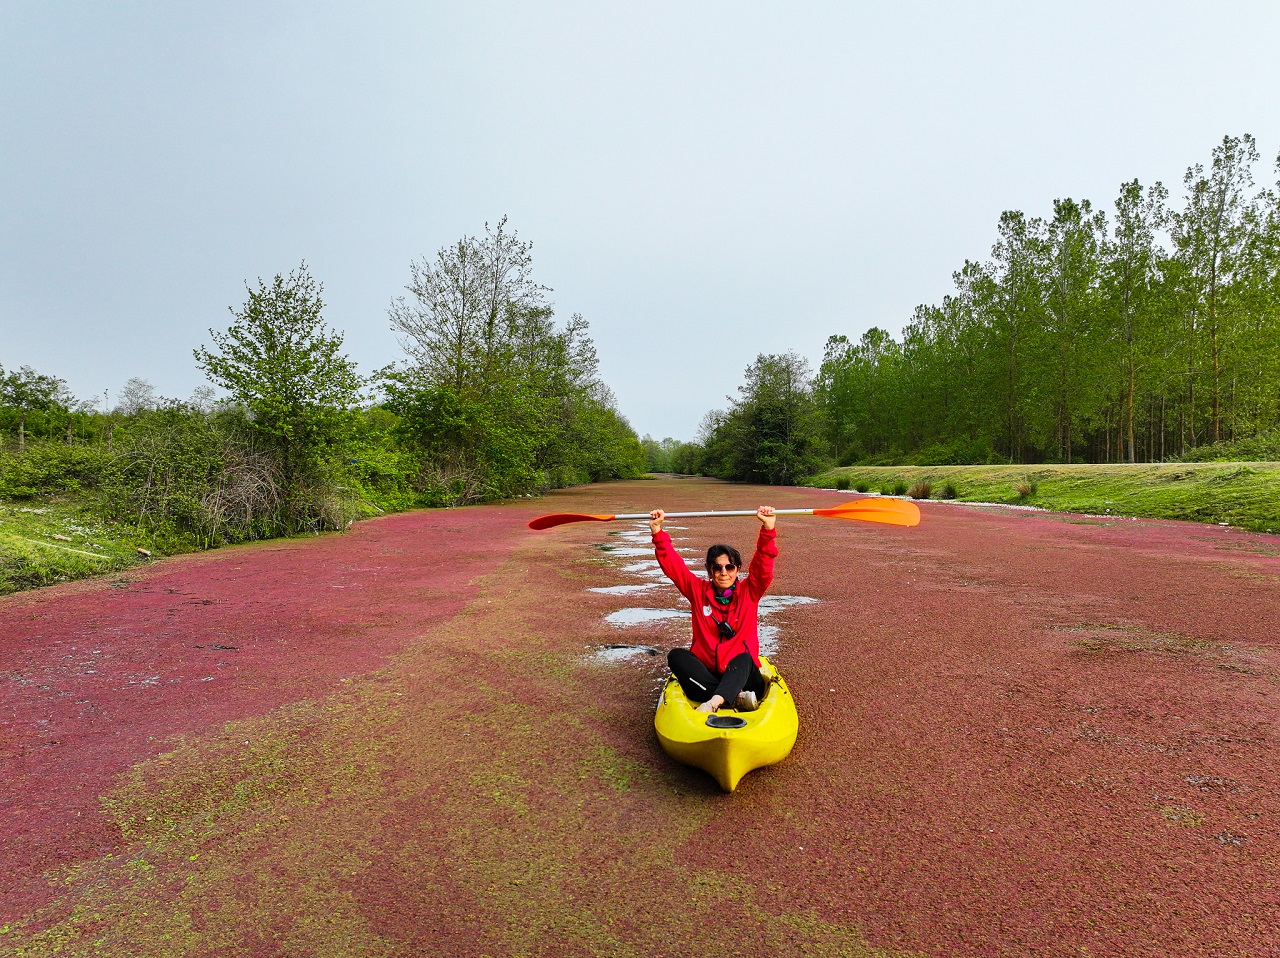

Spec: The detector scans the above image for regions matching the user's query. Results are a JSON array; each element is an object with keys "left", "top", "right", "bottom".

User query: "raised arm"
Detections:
[
  {"left": 650, "top": 509, "right": 699, "bottom": 601},
  {"left": 745, "top": 506, "right": 779, "bottom": 601}
]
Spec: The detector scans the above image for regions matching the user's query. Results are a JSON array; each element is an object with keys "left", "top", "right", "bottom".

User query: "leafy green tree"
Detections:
[
  {"left": 390, "top": 216, "right": 549, "bottom": 394},
  {"left": 1037, "top": 197, "right": 1107, "bottom": 461},
  {"left": 703, "top": 352, "right": 823, "bottom": 484},
  {"left": 0, "top": 364, "right": 71, "bottom": 448},
  {"left": 194, "top": 264, "right": 366, "bottom": 513},
  {"left": 387, "top": 221, "right": 641, "bottom": 501},
  {"left": 1170, "top": 134, "right": 1260, "bottom": 445},
  {"left": 804, "top": 135, "right": 1280, "bottom": 467},
  {"left": 1101, "top": 179, "right": 1170, "bottom": 462},
  {"left": 115, "top": 377, "right": 157, "bottom": 416}
]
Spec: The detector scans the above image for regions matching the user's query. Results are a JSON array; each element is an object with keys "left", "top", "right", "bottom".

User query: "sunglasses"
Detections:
[{"left": 709, "top": 562, "right": 738, "bottom": 573}]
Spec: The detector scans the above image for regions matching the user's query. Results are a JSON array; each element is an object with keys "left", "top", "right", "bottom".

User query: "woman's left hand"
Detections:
[{"left": 757, "top": 505, "right": 776, "bottom": 530}]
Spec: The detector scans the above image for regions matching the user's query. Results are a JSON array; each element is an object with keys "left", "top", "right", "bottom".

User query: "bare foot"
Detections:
[{"left": 695, "top": 695, "right": 725, "bottom": 713}]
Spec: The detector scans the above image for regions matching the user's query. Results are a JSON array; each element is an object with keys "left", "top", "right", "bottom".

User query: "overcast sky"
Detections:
[{"left": 3, "top": 2, "right": 1278, "bottom": 441}]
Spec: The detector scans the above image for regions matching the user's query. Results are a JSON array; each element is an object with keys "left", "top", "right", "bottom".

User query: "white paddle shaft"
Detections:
[{"left": 611, "top": 508, "right": 814, "bottom": 520}]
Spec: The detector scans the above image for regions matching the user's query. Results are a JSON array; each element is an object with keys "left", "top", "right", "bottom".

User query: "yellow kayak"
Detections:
[{"left": 654, "top": 655, "right": 798, "bottom": 792}]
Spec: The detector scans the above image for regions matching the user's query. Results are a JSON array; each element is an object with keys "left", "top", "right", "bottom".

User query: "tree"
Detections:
[
  {"left": 115, "top": 377, "right": 157, "bottom": 416},
  {"left": 0, "top": 363, "right": 70, "bottom": 448},
  {"left": 1038, "top": 197, "right": 1106, "bottom": 461},
  {"left": 1101, "top": 179, "right": 1170, "bottom": 462},
  {"left": 389, "top": 216, "right": 550, "bottom": 394},
  {"left": 1170, "top": 134, "right": 1260, "bottom": 444},
  {"left": 703, "top": 352, "right": 824, "bottom": 484},
  {"left": 194, "top": 264, "right": 366, "bottom": 507},
  {"left": 386, "top": 221, "right": 641, "bottom": 501}
]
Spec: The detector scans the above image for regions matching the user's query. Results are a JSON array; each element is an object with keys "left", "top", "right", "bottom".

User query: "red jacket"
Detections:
[{"left": 653, "top": 526, "right": 778, "bottom": 674}]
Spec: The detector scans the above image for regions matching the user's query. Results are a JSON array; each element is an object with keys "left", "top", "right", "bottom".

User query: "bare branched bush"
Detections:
[
  {"left": 907, "top": 481, "right": 932, "bottom": 500},
  {"left": 415, "top": 453, "right": 488, "bottom": 507},
  {"left": 198, "top": 446, "right": 285, "bottom": 543}
]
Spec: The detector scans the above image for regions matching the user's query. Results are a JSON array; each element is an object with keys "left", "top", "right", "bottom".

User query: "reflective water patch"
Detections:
[
  {"left": 584, "top": 643, "right": 664, "bottom": 665},
  {"left": 759, "top": 624, "right": 780, "bottom": 656},
  {"left": 759, "top": 595, "right": 820, "bottom": 615},
  {"left": 588, "top": 584, "right": 660, "bottom": 595},
  {"left": 605, "top": 608, "right": 688, "bottom": 627},
  {"left": 621, "top": 561, "right": 666, "bottom": 577}
]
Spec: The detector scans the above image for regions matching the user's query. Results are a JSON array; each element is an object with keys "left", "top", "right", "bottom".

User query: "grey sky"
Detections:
[{"left": 3, "top": 2, "right": 1278, "bottom": 441}]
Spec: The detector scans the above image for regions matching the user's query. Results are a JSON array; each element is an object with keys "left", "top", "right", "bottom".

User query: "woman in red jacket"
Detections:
[{"left": 648, "top": 505, "right": 777, "bottom": 713}]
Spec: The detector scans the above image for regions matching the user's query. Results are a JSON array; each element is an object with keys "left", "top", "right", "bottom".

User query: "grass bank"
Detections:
[
  {"left": 806, "top": 462, "right": 1280, "bottom": 534},
  {"left": 0, "top": 499, "right": 155, "bottom": 594}
]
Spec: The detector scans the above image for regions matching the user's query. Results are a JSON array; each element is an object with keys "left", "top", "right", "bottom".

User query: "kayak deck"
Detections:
[{"left": 653, "top": 655, "right": 799, "bottom": 792}]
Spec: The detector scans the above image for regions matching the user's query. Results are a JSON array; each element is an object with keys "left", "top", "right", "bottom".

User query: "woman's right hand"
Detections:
[{"left": 649, "top": 509, "right": 665, "bottom": 534}]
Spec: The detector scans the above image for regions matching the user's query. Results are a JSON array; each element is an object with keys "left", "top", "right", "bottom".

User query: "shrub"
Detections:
[
  {"left": 835, "top": 476, "right": 850, "bottom": 490},
  {"left": 892, "top": 480, "right": 908, "bottom": 496},
  {"left": 907, "top": 481, "right": 931, "bottom": 500},
  {"left": 939, "top": 481, "right": 957, "bottom": 500},
  {"left": 855, "top": 481, "right": 869, "bottom": 493},
  {"left": 0, "top": 441, "right": 109, "bottom": 499},
  {"left": 1014, "top": 480, "right": 1038, "bottom": 500}
]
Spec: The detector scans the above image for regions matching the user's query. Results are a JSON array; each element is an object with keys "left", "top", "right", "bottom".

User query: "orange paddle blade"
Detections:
[
  {"left": 527, "top": 512, "right": 617, "bottom": 530},
  {"left": 812, "top": 498, "right": 921, "bottom": 527}
]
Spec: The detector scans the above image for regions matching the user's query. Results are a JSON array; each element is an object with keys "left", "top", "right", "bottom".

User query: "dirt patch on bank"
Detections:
[{"left": 2, "top": 478, "right": 1278, "bottom": 956}]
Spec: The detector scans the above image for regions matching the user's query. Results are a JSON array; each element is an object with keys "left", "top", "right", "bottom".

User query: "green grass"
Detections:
[
  {"left": 806, "top": 462, "right": 1280, "bottom": 534},
  {"left": 0, "top": 499, "right": 154, "bottom": 594}
]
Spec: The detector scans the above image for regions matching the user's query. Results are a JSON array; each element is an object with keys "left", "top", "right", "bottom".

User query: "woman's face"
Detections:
[{"left": 708, "top": 556, "right": 739, "bottom": 589}]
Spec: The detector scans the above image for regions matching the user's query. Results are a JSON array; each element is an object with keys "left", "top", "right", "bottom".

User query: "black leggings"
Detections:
[{"left": 667, "top": 648, "right": 766, "bottom": 705}]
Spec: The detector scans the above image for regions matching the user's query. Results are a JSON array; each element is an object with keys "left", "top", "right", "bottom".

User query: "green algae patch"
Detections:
[{"left": 3, "top": 684, "right": 407, "bottom": 957}]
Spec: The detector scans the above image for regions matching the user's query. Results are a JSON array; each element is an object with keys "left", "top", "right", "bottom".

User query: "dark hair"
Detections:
[{"left": 705, "top": 544, "right": 743, "bottom": 571}]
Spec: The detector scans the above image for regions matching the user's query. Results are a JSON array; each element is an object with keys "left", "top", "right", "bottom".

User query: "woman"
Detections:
[{"left": 649, "top": 505, "right": 777, "bottom": 713}]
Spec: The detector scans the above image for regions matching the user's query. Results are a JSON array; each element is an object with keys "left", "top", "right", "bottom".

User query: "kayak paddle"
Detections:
[{"left": 527, "top": 497, "right": 920, "bottom": 530}]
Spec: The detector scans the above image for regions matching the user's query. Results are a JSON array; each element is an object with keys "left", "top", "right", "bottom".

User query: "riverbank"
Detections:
[{"left": 807, "top": 461, "right": 1280, "bottom": 534}]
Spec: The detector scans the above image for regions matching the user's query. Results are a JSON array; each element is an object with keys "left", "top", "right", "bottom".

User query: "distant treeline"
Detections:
[
  {"left": 1, "top": 218, "right": 644, "bottom": 547},
  {"left": 645, "top": 134, "right": 1280, "bottom": 478}
]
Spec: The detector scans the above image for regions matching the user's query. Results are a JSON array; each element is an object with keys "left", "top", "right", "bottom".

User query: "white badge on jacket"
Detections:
[{"left": 702, "top": 604, "right": 712, "bottom": 616}]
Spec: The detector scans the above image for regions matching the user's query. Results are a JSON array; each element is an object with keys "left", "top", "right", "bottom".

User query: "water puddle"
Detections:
[
  {"left": 759, "top": 595, "right": 820, "bottom": 613},
  {"left": 605, "top": 608, "right": 687, "bottom": 626},
  {"left": 759, "top": 625, "right": 779, "bottom": 657},
  {"left": 621, "top": 561, "right": 666, "bottom": 576},
  {"left": 584, "top": 644, "right": 663, "bottom": 665},
  {"left": 588, "top": 584, "right": 660, "bottom": 596},
  {"left": 593, "top": 545, "right": 652, "bottom": 557}
]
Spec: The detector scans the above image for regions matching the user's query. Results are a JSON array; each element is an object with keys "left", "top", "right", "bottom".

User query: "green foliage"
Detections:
[
  {"left": 907, "top": 481, "right": 931, "bottom": 499},
  {"left": 98, "top": 406, "right": 286, "bottom": 547},
  {"left": 0, "top": 500, "right": 139, "bottom": 595},
  {"left": 0, "top": 229, "right": 653, "bottom": 594},
  {"left": 809, "top": 462, "right": 1280, "bottom": 533},
  {"left": 812, "top": 133, "right": 1280, "bottom": 467},
  {"left": 1180, "top": 429, "right": 1280, "bottom": 462},
  {"left": 835, "top": 476, "right": 850, "bottom": 490},
  {"left": 939, "top": 481, "right": 957, "bottom": 499},
  {"left": 194, "top": 264, "right": 366, "bottom": 519},
  {"left": 641, "top": 435, "right": 704, "bottom": 475},
  {"left": 386, "top": 221, "right": 643, "bottom": 503},
  {"left": 0, "top": 440, "right": 108, "bottom": 498},
  {"left": 700, "top": 352, "right": 825, "bottom": 485}
]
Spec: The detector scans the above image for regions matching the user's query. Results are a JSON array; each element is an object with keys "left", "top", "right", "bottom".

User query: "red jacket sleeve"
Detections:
[
  {"left": 653, "top": 530, "right": 698, "bottom": 601},
  {"left": 744, "top": 526, "right": 778, "bottom": 602}
]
